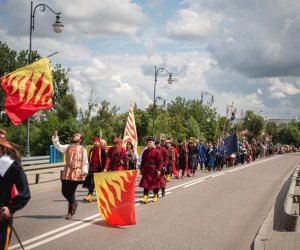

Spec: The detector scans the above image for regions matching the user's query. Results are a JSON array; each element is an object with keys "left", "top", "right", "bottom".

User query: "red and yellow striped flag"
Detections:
[
  {"left": 122, "top": 105, "right": 138, "bottom": 152},
  {"left": 0, "top": 58, "right": 53, "bottom": 125},
  {"left": 94, "top": 170, "right": 137, "bottom": 226}
]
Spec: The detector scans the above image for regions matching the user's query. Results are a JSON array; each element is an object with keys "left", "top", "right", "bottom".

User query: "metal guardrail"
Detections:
[
  {"left": 22, "top": 156, "right": 65, "bottom": 184},
  {"left": 22, "top": 156, "right": 50, "bottom": 166},
  {"left": 283, "top": 164, "right": 300, "bottom": 231}
]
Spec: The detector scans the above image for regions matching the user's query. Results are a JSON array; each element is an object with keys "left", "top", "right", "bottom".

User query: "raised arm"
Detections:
[{"left": 51, "top": 130, "right": 69, "bottom": 154}]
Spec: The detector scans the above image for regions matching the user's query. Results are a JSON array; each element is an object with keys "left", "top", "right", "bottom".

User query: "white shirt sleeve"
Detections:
[
  {"left": 52, "top": 136, "right": 69, "bottom": 154},
  {"left": 81, "top": 147, "right": 89, "bottom": 175}
]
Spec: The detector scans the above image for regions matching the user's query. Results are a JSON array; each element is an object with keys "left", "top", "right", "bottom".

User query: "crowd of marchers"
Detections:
[{"left": 51, "top": 131, "right": 298, "bottom": 217}]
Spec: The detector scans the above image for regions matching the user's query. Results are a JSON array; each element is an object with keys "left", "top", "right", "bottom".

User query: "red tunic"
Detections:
[
  {"left": 156, "top": 146, "right": 168, "bottom": 188},
  {"left": 139, "top": 147, "right": 163, "bottom": 190},
  {"left": 105, "top": 146, "right": 128, "bottom": 171},
  {"left": 89, "top": 146, "right": 101, "bottom": 172}
]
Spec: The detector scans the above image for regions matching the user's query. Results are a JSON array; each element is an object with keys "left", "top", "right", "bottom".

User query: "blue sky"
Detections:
[{"left": 1, "top": 0, "right": 300, "bottom": 120}]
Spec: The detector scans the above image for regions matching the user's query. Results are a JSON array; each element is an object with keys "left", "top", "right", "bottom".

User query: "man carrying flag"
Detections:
[{"left": 1, "top": 58, "right": 53, "bottom": 125}]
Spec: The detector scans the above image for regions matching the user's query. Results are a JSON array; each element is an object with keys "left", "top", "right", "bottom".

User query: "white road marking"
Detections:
[
  {"left": 211, "top": 173, "right": 225, "bottom": 177},
  {"left": 183, "top": 180, "right": 205, "bottom": 187}
]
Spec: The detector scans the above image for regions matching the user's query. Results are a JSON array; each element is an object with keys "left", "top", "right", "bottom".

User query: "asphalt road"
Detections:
[{"left": 9, "top": 153, "right": 300, "bottom": 250}]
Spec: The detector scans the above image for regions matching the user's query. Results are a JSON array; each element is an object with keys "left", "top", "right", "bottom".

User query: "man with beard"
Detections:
[
  {"left": 52, "top": 130, "right": 88, "bottom": 219},
  {"left": 83, "top": 137, "right": 107, "bottom": 202}
]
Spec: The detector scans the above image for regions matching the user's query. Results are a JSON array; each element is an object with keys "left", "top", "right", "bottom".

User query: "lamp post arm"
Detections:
[{"left": 32, "top": 3, "right": 61, "bottom": 31}]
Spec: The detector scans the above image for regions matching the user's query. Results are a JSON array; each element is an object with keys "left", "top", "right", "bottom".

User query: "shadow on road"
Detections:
[{"left": 14, "top": 215, "right": 64, "bottom": 219}]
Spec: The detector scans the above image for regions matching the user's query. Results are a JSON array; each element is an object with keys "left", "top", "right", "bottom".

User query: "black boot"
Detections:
[
  {"left": 161, "top": 188, "right": 165, "bottom": 197},
  {"left": 70, "top": 202, "right": 78, "bottom": 216},
  {"left": 66, "top": 203, "right": 73, "bottom": 220}
]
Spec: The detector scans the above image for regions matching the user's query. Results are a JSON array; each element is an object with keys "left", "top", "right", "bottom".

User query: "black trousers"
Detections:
[
  {"left": 61, "top": 180, "right": 80, "bottom": 204},
  {"left": 0, "top": 220, "right": 11, "bottom": 250}
]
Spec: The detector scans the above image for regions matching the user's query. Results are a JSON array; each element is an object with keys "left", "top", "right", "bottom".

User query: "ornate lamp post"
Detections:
[
  {"left": 26, "top": 1, "right": 63, "bottom": 156},
  {"left": 152, "top": 66, "right": 173, "bottom": 137}
]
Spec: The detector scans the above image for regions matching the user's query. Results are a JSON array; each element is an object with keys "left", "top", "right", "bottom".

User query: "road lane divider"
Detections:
[{"left": 183, "top": 180, "right": 205, "bottom": 188}]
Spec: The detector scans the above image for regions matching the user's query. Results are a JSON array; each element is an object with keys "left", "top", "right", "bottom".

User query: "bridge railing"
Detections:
[{"left": 284, "top": 164, "right": 300, "bottom": 231}]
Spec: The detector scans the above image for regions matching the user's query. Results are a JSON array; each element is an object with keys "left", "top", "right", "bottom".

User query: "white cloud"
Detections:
[
  {"left": 166, "top": 8, "right": 222, "bottom": 40},
  {"left": 268, "top": 78, "right": 300, "bottom": 96}
]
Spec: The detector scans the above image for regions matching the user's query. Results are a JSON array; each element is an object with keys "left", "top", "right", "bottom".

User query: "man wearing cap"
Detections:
[
  {"left": 0, "top": 137, "right": 30, "bottom": 249},
  {"left": 83, "top": 137, "right": 107, "bottom": 202},
  {"left": 197, "top": 140, "right": 206, "bottom": 170},
  {"left": 155, "top": 139, "right": 169, "bottom": 197},
  {"left": 52, "top": 130, "right": 88, "bottom": 219},
  {"left": 165, "top": 139, "right": 179, "bottom": 181},
  {"left": 104, "top": 137, "right": 128, "bottom": 171},
  {"left": 176, "top": 139, "right": 187, "bottom": 178},
  {"left": 139, "top": 137, "right": 163, "bottom": 203},
  {"left": 187, "top": 138, "right": 199, "bottom": 176}
]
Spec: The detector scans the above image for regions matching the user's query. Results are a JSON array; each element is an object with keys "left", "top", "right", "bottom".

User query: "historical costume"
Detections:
[
  {"left": 165, "top": 139, "right": 179, "bottom": 181},
  {"left": 187, "top": 139, "right": 199, "bottom": 176},
  {"left": 0, "top": 139, "right": 30, "bottom": 249},
  {"left": 126, "top": 141, "right": 138, "bottom": 170},
  {"left": 52, "top": 131, "right": 88, "bottom": 219},
  {"left": 105, "top": 137, "right": 128, "bottom": 171},
  {"left": 139, "top": 137, "right": 163, "bottom": 204},
  {"left": 197, "top": 140, "right": 206, "bottom": 170},
  {"left": 176, "top": 139, "right": 187, "bottom": 177},
  {"left": 216, "top": 141, "right": 225, "bottom": 171},
  {"left": 206, "top": 143, "right": 215, "bottom": 172},
  {"left": 84, "top": 137, "right": 107, "bottom": 202},
  {"left": 155, "top": 139, "right": 169, "bottom": 197}
]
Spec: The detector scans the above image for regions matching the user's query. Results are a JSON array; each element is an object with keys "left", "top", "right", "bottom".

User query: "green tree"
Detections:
[
  {"left": 56, "top": 94, "right": 78, "bottom": 121},
  {"left": 277, "top": 125, "right": 300, "bottom": 146}
]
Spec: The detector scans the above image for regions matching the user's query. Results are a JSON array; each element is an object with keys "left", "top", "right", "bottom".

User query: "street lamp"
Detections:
[
  {"left": 222, "top": 102, "right": 237, "bottom": 138},
  {"left": 26, "top": 1, "right": 64, "bottom": 156},
  {"left": 199, "top": 91, "right": 214, "bottom": 139},
  {"left": 253, "top": 110, "right": 263, "bottom": 137},
  {"left": 152, "top": 66, "right": 173, "bottom": 137},
  {"left": 200, "top": 91, "right": 214, "bottom": 107}
]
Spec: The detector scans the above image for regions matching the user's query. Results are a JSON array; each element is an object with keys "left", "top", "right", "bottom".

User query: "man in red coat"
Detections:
[
  {"left": 83, "top": 137, "right": 107, "bottom": 202},
  {"left": 165, "top": 139, "right": 179, "bottom": 181},
  {"left": 155, "top": 139, "right": 169, "bottom": 197},
  {"left": 104, "top": 137, "right": 128, "bottom": 171},
  {"left": 139, "top": 137, "right": 163, "bottom": 204}
]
